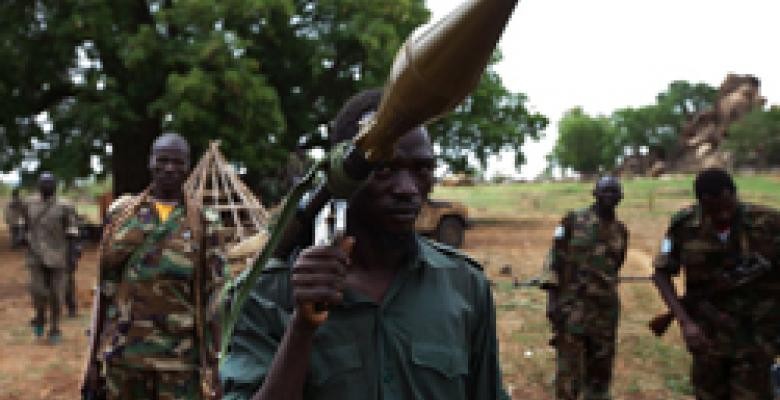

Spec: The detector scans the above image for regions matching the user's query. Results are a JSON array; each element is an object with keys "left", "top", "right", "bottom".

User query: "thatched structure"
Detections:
[{"left": 183, "top": 141, "right": 270, "bottom": 273}]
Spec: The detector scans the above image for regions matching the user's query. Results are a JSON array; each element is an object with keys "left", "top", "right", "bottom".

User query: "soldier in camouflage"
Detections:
[
  {"left": 82, "top": 133, "right": 225, "bottom": 400},
  {"left": 653, "top": 168, "right": 780, "bottom": 400},
  {"left": 541, "top": 176, "right": 628, "bottom": 400},
  {"left": 24, "top": 172, "right": 80, "bottom": 343}
]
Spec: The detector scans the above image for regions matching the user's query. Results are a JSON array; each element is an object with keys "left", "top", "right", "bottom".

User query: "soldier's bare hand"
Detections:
[
  {"left": 291, "top": 237, "right": 355, "bottom": 328},
  {"left": 681, "top": 321, "right": 709, "bottom": 352}
]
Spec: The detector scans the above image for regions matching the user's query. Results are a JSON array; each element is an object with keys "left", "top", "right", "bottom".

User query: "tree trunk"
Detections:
[{"left": 110, "top": 119, "right": 160, "bottom": 196}]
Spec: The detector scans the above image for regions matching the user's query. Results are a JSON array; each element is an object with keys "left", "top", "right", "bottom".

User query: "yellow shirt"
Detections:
[{"left": 154, "top": 202, "right": 177, "bottom": 222}]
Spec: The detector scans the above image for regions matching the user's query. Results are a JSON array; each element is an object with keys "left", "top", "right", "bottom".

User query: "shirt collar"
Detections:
[{"left": 416, "top": 236, "right": 459, "bottom": 270}]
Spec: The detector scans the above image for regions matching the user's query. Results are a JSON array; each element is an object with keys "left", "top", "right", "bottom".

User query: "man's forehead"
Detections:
[
  {"left": 392, "top": 127, "right": 433, "bottom": 160},
  {"left": 701, "top": 190, "right": 736, "bottom": 205}
]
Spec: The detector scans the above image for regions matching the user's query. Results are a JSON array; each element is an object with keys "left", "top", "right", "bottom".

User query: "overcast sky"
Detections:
[{"left": 427, "top": 0, "right": 780, "bottom": 178}]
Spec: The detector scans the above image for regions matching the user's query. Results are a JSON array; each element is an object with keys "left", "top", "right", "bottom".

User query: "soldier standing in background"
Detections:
[
  {"left": 653, "top": 168, "right": 780, "bottom": 399},
  {"left": 541, "top": 176, "right": 628, "bottom": 400},
  {"left": 24, "top": 172, "right": 80, "bottom": 343},
  {"left": 5, "top": 188, "right": 26, "bottom": 248},
  {"left": 82, "top": 133, "right": 225, "bottom": 400}
]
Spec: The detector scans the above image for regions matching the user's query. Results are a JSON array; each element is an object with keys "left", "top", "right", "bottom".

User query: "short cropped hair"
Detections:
[
  {"left": 329, "top": 89, "right": 383, "bottom": 145},
  {"left": 694, "top": 168, "right": 736, "bottom": 200}
]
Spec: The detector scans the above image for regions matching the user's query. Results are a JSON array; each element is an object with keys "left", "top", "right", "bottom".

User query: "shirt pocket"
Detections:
[
  {"left": 310, "top": 343, "right": 363, "bottom": 387},
  {"left": 410, "top": 341, "right": 468, "bottom": 399}
]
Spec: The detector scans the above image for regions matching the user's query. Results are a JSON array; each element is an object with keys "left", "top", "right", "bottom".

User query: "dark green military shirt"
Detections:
[{"left": 221, "top": 236, "right": 507, "bottom": 400}]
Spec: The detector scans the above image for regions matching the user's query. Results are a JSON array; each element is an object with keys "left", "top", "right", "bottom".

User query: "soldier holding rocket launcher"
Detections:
[{"left": 219, "top": 1, "right": 519, "bottom": 399}]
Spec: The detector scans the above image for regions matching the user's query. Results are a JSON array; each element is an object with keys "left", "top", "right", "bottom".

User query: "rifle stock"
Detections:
[{"left": 648, "top": 311, "right": 674, "bottom": 337}]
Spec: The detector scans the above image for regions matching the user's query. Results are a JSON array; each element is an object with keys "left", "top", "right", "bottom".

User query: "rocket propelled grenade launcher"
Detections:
[
  {"left": 222, "top": 0, "right": 520, "bottom": 356},
  {"left": 352, "top": 0, "right": 520, "bottom": 164}
]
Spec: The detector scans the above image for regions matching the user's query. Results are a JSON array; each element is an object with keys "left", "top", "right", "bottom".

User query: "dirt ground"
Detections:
[{"left": 0, "top": 214, "right": 691, "bottom": 399}]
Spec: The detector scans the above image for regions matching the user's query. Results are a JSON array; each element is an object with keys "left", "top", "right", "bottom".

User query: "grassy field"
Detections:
[
  {"left": 431, "top": 174, "right": 780, "bottom": 398},
  {"left": 432, "top": 174, "right": 780, "bottom": 219}
]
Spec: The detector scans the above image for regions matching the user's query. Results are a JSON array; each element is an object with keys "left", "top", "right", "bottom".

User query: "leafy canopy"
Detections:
[{"left": 1, "top": 0, "right": 545, "bottom": 194}]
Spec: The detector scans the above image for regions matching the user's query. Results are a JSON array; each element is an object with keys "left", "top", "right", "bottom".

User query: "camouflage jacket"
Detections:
[
  {"left": 542, "top": 206, "right": 628, "bottom": 331},
  {"left": 23, "top": 196, "right": 79, "bottom": 269},
  {"left": 97, "top": 195, "right": 225, "bottom": 372},
  {"left": 653, "top": 202, "right": 780, "bottom": 348}
]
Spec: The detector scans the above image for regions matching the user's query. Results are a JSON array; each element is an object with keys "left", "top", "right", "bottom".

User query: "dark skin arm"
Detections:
[
  {"left": 545, "top": 218, "right": 569, "bottom": 325},
  {"left": 252, "top": 239, "right": 353, "bottom": 400},
  {"left": 652, "top": 270, "right": 709, "bottom": 352}
]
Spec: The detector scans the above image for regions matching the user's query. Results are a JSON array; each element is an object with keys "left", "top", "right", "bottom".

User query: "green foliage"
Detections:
[
  {"left": 552, "top": 108, "right": 618, "bottom": 175},
  {"left": 725, "top": 106, "right": 780, "bottom": 167},
  {"left": 429, "top": 52, "right": 548, "bottom": 173},
  {"left": 612, "top": 81, "right": 718, "bottom": 158},
  {"left": 0, "top": 0, "right": 429, "bottom": 194},
  {"left": 1, "top": 0, "right": 544, "bottom": 197}
]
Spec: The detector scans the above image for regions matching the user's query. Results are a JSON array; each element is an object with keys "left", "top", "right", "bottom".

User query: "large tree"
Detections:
[
  {"left": 552, "top": 107, "right": 619, "bottom": 176},
  {"left": 428, "top": 52, "right": 548, "bottom": 174},
  {"left": 1, "top": 1, "right": 544, "bottom": 196},
  {"left": 610, "top": 81, "right": 718, "bottom": 160}
]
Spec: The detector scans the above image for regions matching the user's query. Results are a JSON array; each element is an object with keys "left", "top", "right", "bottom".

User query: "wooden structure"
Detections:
[{"left": 184, "top": 141, "right": 270, "bottom": 272}]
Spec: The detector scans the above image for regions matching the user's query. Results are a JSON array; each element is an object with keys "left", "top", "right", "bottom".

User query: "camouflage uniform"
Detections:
[
  {"left": 654, "top": 202, "right": 780, "bottom": 400},
  {"left": 24, "top": 196, "right": 80, "bottom": 335},
  {"left": 97, "top": 195, "right": 225, "bottom": 400},
  {"left": 4, "top": 196, "right": 26, "bottom": 248},
  {"left": 542, "top": 206, "right": 628, "bottom": 400}
]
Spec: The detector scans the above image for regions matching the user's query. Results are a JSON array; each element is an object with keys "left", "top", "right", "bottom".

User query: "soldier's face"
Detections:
[
  {"left": 700, "top": 189, "right": 737, "bottom": 230},
  {"left": 350, "top": 127, "right": 434, "bottom": 234},
  {"left": 149, "top": 146, "right": 190, "bottom": 194},
  {"left": 594, "top": 185, "right": 622, "bottom": 209},
  {"left": 38, "top": 178, "right": 56, "bottom": 198}
]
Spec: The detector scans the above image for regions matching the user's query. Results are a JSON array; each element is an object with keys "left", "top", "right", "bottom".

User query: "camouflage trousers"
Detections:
[
  {"left": 691, "top": 348, "right": 772, "bottom": 400},
  {"left": 555, "top": 331, "right": 616, "bottom": 400},
  {"left": 27, "top": 260, "right": 66, "bottom": 333},
  {"left": 105, "top": 365, "right": 200, "bottom": 400}
]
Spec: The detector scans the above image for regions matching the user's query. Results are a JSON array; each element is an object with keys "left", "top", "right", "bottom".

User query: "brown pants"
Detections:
[{"left": 27, "top": 260, "right": 67, "bottom": 333}]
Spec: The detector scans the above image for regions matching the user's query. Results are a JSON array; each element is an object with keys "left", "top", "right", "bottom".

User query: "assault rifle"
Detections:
[
  {"left": 649, "top": 253, "right": 772, "bottom": 337},
  {"left": 514, "top": 275, "right": 651, "bottom": 288}
]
